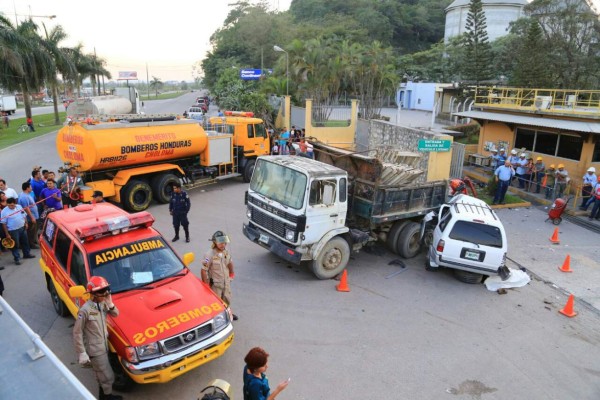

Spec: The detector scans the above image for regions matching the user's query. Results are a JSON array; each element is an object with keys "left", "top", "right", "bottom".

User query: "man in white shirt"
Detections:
[{"left": 0, "top": 179, "right": 18, "bottom": 199}]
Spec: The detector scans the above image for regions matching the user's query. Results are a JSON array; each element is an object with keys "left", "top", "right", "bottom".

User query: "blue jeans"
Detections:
[
  {"left": 8, "top": 227, "right": 31, "bottom": 261},
  {"left": 494, "top": 180, "right": 510, "bottom": 204},
  {"left": 590, "top": 198, "right": 600, "bottom": 219}
]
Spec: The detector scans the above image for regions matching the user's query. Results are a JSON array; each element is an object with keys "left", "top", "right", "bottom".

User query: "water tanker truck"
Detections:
[{"left": 56, "top": 112, "right": 269, "bottom": 211}]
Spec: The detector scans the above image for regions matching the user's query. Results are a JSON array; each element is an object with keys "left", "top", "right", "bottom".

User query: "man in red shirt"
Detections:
[{"left": 26, "top": 116, "right": 35, "bottom": 132}]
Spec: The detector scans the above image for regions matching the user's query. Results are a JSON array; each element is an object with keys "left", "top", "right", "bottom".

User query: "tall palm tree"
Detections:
[
  {"left": 150, "top": 76, "right": 163, "bottom": 97},
  {"left": 0, "top": 15, "right": 26, "bottom": 89}
]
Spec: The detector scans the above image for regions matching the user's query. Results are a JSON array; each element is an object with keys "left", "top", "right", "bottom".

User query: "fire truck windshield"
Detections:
[
  {"left": 250, "top": 159, "right": 307, "bottom": 209},
  {"left": 88, "top": 237, "right": 184, "bottom": 293}
]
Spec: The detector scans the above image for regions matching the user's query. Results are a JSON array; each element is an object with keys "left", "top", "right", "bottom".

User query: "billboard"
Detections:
[
  {"left": 118, "top": 71, "right": 138, "bottom": 80},
  {"left": 240, "top": 69, "right": 272, "bottom": 81}
]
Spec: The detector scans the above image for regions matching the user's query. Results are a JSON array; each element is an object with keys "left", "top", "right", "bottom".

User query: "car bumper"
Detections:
[
  {"left": 122, "top": 324, "right": 234, "bottom": 384},
  {"left": 243, "top": 222, "right": 302, "bottom": 265},
  {"left": 429, "top": 248, "right": 498, "bottom": 275}
]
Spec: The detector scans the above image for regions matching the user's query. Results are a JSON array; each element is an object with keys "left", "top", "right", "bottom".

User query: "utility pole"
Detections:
[{"left": 146, "top": 63, "right": 150, "bottom": 100}]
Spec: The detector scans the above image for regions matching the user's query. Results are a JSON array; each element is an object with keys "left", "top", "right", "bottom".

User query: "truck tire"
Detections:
[
  {"left": 151, "top": 173, "right": 179, "bottom": 204},
  {"left": 121, "top": 180, "right": 152, "bottom": 211},
  {"left": 48, "top": 279, "right": 69, "bottom": 317},
  {"left": 397, "top": 222, "right": 422, "bottom": 259},
  {"left": 386, "top": 220, "right": 410, "bottom": 252},
  {"left": 311, "top": 237, "right": 350, "bottom": 279},
  {"left": 243, "top": 159, "right": 256, "bottom": 183},
  {"left": 109, "top": 352, "right": 134, "bottom": 392},
  {"left": 453, "top": 269, "right": 484, "bottom": 284}
]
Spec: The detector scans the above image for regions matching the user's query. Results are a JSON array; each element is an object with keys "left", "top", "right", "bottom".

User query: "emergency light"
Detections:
[
  {"left": 224, "top": 111, "right": 254, "bottom": 117},
  {"left": 76, "top": 212, "right": 155, "bottom": 240}
]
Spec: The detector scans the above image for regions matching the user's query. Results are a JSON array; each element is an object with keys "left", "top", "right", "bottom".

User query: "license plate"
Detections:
[
  {"left": 464, "top": 250, "right": 480, "bottom": 261},
  {"left": 259, "top": 234, "right": 269, "bottom": 245}
]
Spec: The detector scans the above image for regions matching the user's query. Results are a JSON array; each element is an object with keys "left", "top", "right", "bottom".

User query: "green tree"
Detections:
[
  {"left": 149, "top": 76, "right": 163, "bottom": 97},
  {"left": 212, "top": 67, "right": 272, "bottom": 119},
  {"left": 511, "top": 19, "right": 551, "bottom": 88},
  {"left": 462, "top": 0, "right": 493, "bottom": 85}
]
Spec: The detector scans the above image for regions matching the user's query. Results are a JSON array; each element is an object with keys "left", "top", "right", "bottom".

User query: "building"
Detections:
[
  {"left": 455, "top": 87, "right": 600, "bottom": 190},
  {"left": 397, "top": 82, "right": 455, "bottom": 112},
  {"left": 444, "top": 0, "right": 528, "bottom": 43}
]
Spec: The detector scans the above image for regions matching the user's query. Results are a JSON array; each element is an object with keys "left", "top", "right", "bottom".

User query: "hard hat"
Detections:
[
  {"left": 511, "top": 149, "right": 517, "bottom": 155},
  {"left": 536, "top": 157, "right": 543, "bottom": 161},
  {"left": 549, "top": 164, "right": 555, "bottom": 169},
  {"left": 587, "top": 167, "right": 596, "bottom": 173},
  {"left": 499, "top": 148, "right": 505, "bottom": 152},
  {"left": 2, "top": 237, "right": 15, "bottom": 249},
  {"left": 87, "top": 276, "right": 110, "bottom": 293},
  {"left": 558, "top": 164, "right": 564, "bottom": 169},
  {"left": 520, "top": 153, "right": 526, "bottom": 157},
  {"left": 211, "top": 230, "right": 230, "bottom": 244}
]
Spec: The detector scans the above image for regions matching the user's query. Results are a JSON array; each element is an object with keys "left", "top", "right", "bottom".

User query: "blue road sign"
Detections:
[{"left": 240, "top": 69, "right": 273, "bottom": 80}]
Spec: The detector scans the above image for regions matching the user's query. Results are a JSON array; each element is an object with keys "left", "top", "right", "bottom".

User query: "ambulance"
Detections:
[{"left": 39, "top": 202, "right": 234, "bottom": 389}]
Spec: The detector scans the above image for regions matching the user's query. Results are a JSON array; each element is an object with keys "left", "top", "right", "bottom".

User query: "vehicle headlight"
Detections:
[
  {"left": 213, "top": 310, "right": 229, "bottom": 332},
  {"left": 285, "top": 227, "right": 295, "bottom": 241},
  {"left": 136, "top": 342, "right": 161, "bottom": 361},
  {"left": 246, "top": 207, "right": 252, "bottom": 218}
]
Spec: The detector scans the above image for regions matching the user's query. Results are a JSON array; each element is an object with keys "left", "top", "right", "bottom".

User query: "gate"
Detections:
[{"left": 450, "top": 142, "right": 465, "bottom": 178}]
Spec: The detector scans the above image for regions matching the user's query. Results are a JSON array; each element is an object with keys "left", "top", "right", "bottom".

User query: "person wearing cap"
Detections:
[
  {"left": 589, "top": 176, "right": 600, "bottom": 220},
  {"left": 497, "top": 148, "right": 507, "bottom": 165},
  {"left": 544, "top": 164, "right": 556, "bottom": 199},
  {"left": 581, "top": 173, "right": 599, "bottom": 211},
  {"left": 92, "top": 190, "right": 105, "bottom": 203},
  {"left": 73, "top": 276, "right": 122, "bottom": 400},
  {"left": 202, "top": 231, "right": 237, "bottom": 320},
  {"left": 532, "top": 157, "right": 546, "bottom": 194},
  {"left": 516, "top": 153, "right": 528, "bottom": 189},
  {"left": 554, "top": 164, "right": 569, "bottom": 199},
  {"left": 493, "top": 159, "right": 515, "bottom": 205},
  {"left": 1, "top": 197, "right": 35, "bottom": 265},
  {"left": 169, "top": 182, "right": 191, "bottom": 242},
  {"left": 579, "top": 167, "right": 597, "bottom": 209},
  {"left": 508, "top": 150, "right": 520, "bottom": 185},
  {"left": 488, "top": 149, "right": 499, "bottom": 170}
]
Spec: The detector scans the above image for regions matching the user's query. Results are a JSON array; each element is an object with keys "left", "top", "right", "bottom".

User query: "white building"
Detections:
[{"left": 444, "top": 0, "right": 528, "bottom": 43}]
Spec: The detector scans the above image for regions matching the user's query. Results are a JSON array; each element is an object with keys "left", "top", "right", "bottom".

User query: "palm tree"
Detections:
[{"left": 150, "top": 76, "right": 163, "bottom": 97}]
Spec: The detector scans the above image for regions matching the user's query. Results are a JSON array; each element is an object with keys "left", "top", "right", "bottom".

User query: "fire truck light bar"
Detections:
[{"left": 224, "top": 111, "right": 254, "bottom": 117}]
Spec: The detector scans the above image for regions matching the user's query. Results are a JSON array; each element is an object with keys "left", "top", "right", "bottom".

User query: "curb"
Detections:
[{"left": 490, "top": 201, "right": 531, "bottom": 209}]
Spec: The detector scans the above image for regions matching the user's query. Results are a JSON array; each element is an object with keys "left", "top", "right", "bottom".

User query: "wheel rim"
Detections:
[
  {"left": 408, "top": 231, "right": 420, "bottom": 253},
  {"left": 322, "top": 247, "right": 343, "bottom": 271}
]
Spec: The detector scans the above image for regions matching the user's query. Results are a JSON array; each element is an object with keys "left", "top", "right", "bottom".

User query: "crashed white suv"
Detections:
[{"left": 424, "top": 194, "right": 508, "bottom": 284}]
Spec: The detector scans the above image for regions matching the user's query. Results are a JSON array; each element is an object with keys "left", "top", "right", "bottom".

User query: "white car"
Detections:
[
  {"left": 42, "top": 97, "right": 53, "bottom": 103},
  {"left": 185, "top": 106, "right": 204, "bottom": 121},
  {"left": 425, "top": 194, "right": 508, "bottom": 284}
]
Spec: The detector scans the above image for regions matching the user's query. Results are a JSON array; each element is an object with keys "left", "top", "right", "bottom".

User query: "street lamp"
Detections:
[{"left": 273, "top": 45, "right": 288, "bottom": 96}]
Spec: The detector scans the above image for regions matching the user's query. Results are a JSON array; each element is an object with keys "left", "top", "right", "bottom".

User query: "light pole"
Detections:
[{"left": 273, "top": 45, "right": 288, "bottom": 96}]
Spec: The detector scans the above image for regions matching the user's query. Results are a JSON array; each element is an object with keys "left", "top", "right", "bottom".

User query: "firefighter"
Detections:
[
  {"left": 202, "top": 231, "right": 238, "bottom": 321},
  {"left": 73, "top": 276, "right": 122, "bottom": 400},
  {"left": 169, "top": 182, "right": 191, "bottom": 242}
]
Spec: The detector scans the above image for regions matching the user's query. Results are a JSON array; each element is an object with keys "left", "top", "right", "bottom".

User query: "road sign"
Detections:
[
  {"left": 418, "top": 139, "right": 451, "bottom": 152},
  {"left": 240, "top": 69, "right": 272, "bottom": 81}
]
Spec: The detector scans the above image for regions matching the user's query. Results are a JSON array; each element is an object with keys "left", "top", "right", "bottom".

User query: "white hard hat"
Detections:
[
  {"left": 588, "top": 167, "right": 596, "bottom": 173},
  {"left": 511, "top": 149, "right": 517, "bottom": 155},
  {"left": 491, "top": 149, "right": 498, "bottom": 152},
  {"left": 499, "top": 148, "right": 505, "bottom": 152},
  {"left": 520, "top": 153, "right": 526, "bottom": 157}
]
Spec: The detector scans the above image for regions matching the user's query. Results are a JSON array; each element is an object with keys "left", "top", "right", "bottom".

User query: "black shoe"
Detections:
[
  {"left": 15, "top": 260, "right": 21, "bottom": 265},
  {"left": 232, "top": 314, "right": 239, "bottom": 321},
  {"left": 172, "top": 236, "right": 179, "bottom": 242},
  {"left": 23, "top": 254, "right": 36, "bottom": 259},
  {"left": 185, "top": 237, "right": 190, "bottom": 243}
]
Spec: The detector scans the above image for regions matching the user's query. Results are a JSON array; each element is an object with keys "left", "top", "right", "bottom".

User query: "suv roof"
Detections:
[{"left": 447, "top": 194, "right": 498, "bottom": 223}]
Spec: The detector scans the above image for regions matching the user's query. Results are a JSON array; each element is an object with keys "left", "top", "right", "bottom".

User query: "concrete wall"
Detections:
[
  {"left": 303, "top": 99, "right": 358, "bottom": 149},
  {"left": 368, "top": 120, "right": 453, "bottom": 182}
]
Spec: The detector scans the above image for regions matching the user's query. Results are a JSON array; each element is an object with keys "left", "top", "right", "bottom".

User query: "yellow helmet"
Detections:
[
  {"left": 549, "top": 164, "right": 555, "bottom": 169},
  {"left": 558, "top": 164, "right": 565, "bottom": 169}
]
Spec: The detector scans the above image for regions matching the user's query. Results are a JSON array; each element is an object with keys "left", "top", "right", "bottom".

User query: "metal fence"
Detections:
[
  {"left": 310, "top": 105, "right": 353, "bottom": 126},
  {"left": 450, "top": 142, "right": 465, "bottom": 178}
]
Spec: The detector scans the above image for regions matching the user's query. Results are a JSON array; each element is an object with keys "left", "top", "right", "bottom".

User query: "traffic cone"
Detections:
[
  {"left": 559, "top": 294, "right": 577, "bottom": 318},
  {"left": 336, "top": 270, "right": 350, "bottom": 292},
  {"left": 558, "top": 254, "right": 572, "bottom": 273},
  {"left": 549, "top": 227, "right": 560, "bottom": 244}
]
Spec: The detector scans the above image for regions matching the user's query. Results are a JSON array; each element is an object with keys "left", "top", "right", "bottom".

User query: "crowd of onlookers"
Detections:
[{"left": 269, "top": 125, "right": 314, "bottom": 159}]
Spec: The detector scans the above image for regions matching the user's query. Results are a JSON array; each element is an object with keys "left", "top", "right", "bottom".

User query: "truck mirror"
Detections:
[
  {"left": 69, "top": 285, "right": 86, "bottom": 298},
  {"left": 182, "top": 252, "right": 195, "bottom": 266}
]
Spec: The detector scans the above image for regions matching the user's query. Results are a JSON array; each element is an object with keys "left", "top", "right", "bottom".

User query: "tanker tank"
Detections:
[
  {"left": 56, "top": 118, "right": 208, "bottom": 171},
  {"left": 67, "top": 95, "right": 133, "bottom": 117}
]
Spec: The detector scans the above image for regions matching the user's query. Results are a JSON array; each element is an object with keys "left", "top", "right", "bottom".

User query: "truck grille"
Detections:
[
  {"left": 161, "top": 322, "right": 214, "bottom": 353},
  {"left": 248, "top": 196, "right": 298, "bottom": 222},
  {"left": 249, "top": 207, "right": 299, "bottom": 242}
]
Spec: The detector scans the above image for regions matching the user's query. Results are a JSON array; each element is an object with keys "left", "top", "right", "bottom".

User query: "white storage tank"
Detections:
[{"left": 66, "top": 95, "right": 132, "bottom": 117}]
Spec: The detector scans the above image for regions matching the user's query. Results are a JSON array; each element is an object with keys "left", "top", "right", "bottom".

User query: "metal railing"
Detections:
[{"left": 473, "top": 87, "right": 600, "bottom": 116}]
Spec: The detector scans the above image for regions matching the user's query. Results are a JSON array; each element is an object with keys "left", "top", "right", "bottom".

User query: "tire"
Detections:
[
  {"left": 452, "top": 269, "right": 484, "bottom": 284},
  {"left": 243, "top": 159, "right": 256, "bottom": 183},
  {"left": 121, "top": 180, "right": 152, "bottom": 211},
  {"left": 552, "top": 217, "right": 562, "bottom": 225},
  {"left": 48, "top": 279, "right": 69, "bottom": 317},
  {"left": 397, "top": 222, "right": 422, "bottom": 259},
  {"left": 151, "top": 173, "right": 179, "bottom": 204},
  {"left": 109, "top": 353, "right": 134, "bottom": 392},
  {"left": 311, "top": 237, "right": 350, "bottom": 279},
  {"left": 386, "top": 220, "right": 410, "bottom": 252}
]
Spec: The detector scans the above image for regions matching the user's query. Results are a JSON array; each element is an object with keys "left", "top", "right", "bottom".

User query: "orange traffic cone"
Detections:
[
  {"left": 558, "top": 254, "right": 572, "bottom": 273},
  {"left": 559, "top": 294, "right": 577, "bottom": 318},
  {"left": 336, "top": 270, "right": 350, "bottom": 292},
  {"left": 549, "top": 227, "right": 560, "bottom": 244}
]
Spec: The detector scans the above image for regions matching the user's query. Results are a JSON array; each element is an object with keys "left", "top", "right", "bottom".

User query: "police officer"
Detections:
[
  {"left": 169, "top": 182, "right": 190, "bottom": 242},
  {"left": 73, "top": 276, "right": 122, "bottom": 400},
  {"left": 202, "top": 231, "right": 238, "bottom": 320}
]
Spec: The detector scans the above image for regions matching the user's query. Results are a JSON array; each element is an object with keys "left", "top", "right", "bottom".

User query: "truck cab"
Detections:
[{"left": 39, "top": 203, "right": 234, "bottom": 388}]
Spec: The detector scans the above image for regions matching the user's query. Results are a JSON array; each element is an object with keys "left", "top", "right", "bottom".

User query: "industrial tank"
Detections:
[
  {"left": 66, "top": 95, "right": 133, "bottom": 117},
  {"left": 56, "top": 119, "right": 208, "bottom": 171}
]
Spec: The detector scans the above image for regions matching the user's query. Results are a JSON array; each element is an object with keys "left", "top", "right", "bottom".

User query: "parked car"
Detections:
[{"left": 42, "top": 97, "right": 53, "bottom": 103}]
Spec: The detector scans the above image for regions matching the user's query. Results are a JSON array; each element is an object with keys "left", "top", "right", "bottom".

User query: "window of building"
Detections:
[
  {"left": 535, "top": 132, "right": 558, "bottom": 156},
  {"left": 593, "top": 141, "right": 600, "bottom": 162},
  {"left": 556, "top": 134, "right": 583, "bottom": 160},
  {"left": 514, "top": 128, "right": 535, "bottom": 150}
]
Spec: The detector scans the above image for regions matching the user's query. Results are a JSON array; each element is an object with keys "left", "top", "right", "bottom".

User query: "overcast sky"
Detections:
[{"left": 2, "top": 0, "right": 292, "bottom": 82}]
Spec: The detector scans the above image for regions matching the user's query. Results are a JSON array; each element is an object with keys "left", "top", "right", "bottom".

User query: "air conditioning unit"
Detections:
[
  {"left": 534, "top": 96, "right": 553, "bottom": 109},
  {"left": 566, "top": 95, "right": 577, "bottom": 107}
]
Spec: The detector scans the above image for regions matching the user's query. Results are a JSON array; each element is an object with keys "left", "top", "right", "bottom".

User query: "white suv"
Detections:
[{"left": 425, "top": 194, "right": 508, "bottom": 284}]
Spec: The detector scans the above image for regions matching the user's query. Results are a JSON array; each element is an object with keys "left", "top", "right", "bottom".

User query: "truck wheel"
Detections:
[
  {"left": 386, "top": 220, "right": 410, "bottom": 252},
  {"left": 121, "top": 180, "right": 152, "bottom": 211},
  {"left": 311, "top": 237, "right": 350, "bottom": 279},
  {"left": 48, "top": 279, "right": 69, "bottom": 317},
  {"left": 151, "top": 173, "right": 179, "bottom": 204},
  {"left": 453, "top": 269, "right": 484, "bottom": 284},
  {"left": 243, "top": 160, "right": 256, "bottom": 183},
  {"left": 109, "top": 353, "right": 134, "bottom": 392},
  {"left": 397, "top": 222, "right": 422, "bottom": 259}
]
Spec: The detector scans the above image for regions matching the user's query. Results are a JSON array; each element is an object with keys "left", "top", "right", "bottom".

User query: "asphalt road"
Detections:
[{"left": 1, "top": 94, "right": 600, "bottom": 399}]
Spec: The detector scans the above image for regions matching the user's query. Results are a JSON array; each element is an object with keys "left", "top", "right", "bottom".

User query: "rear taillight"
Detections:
[{"left": 436, "top": 239, "right": 445, "bottom": 252}]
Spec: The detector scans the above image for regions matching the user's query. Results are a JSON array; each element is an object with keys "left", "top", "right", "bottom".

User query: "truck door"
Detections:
[
  {"left": 244, "top": 123, "right": 268, "bottom": 157},
  {"left": 304, "top": 178, "right": 347, "bottom": 245}
]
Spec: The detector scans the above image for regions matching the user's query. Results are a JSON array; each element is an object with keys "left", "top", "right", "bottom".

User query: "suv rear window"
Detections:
[{"left": 449, "top": 221, "right": 503, "bottom": 248}]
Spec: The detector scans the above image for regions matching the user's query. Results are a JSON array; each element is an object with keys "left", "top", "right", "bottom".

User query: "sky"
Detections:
[{"left": 2, "top": 0, "right": 292, "bottom": 82}]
